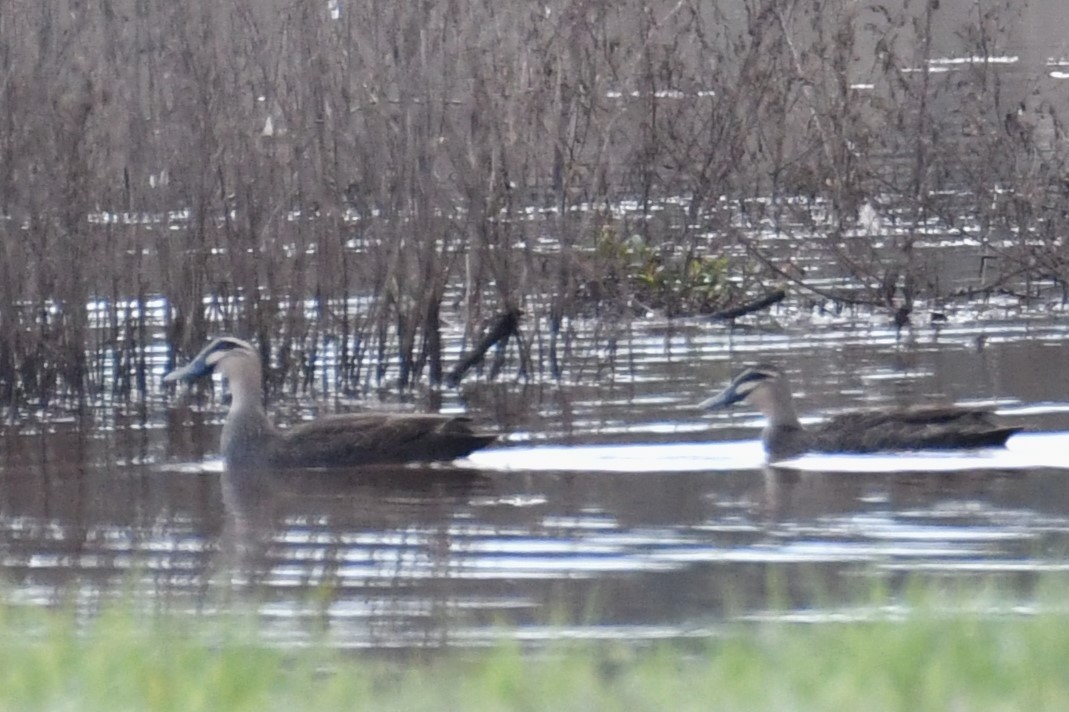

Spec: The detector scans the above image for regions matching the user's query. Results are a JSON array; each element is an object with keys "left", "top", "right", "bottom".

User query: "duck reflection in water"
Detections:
[
  {"left": 701, "top": 364, "right": 1020, "bottom": 462},
  {"left": 216, "top": 462, "right": 491, "bottom": 604},
  {"left": 163, "top": 336, "right": 497, "bottom": 470}
]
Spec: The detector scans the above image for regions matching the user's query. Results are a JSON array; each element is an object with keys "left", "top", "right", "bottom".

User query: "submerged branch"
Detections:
[
  {"left": 738, "top": 237, "right": 883, "bottom": 308},
  {"left": 446, "top": 309, "right": 523, "bottom": 387},
  {"left": 708, "top": 290, "right": 786, "bottom": 321}
]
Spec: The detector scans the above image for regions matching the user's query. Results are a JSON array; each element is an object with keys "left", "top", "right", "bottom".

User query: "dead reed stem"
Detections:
[{"left": 0, "top": 0, "right": 1064, "bottom": 408}]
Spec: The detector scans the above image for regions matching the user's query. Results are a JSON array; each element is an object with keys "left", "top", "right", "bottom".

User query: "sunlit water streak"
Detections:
[{"left": 467, "top": 432, "right": 1069, "bottom": 473}]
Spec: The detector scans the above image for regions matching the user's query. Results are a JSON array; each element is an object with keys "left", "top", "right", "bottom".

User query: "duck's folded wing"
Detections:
[
  {"left": 820, "top": 407, "right": 1020, "bottom": 453},
  {"left": 273, "top": 414, "right": 496, "bottom": 467}
]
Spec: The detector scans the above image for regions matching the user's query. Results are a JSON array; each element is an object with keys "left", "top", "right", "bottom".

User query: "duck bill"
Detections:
[
  {"left": 162, "top": 354, "right": 212, "bottom": 385},
  {"left": 698, "top": 385, "right": 743, "bottom": 412}
]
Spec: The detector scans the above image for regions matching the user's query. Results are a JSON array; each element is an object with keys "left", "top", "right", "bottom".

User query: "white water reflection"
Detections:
[
  {"left": 466, "top": 432, "right": 1069, "bottom": 474},
  {"left": 467, "top": 440, "right": 765, "bottom": 472}
]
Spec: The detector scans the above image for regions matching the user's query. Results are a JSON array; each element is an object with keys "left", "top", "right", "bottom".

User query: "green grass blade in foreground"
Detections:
[{"left": 0, "top": 591, "right": 1068, "bottom": 711}]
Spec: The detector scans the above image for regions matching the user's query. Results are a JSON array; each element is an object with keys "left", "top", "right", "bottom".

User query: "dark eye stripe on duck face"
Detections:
[
  {"left": 210, "top": 338, "right": 247, "bottom": 354},
  {"left": 203, "top": 337, "right": 255, "bottom": 368},
  {"left": 733, "top": 365, "right": 777, "bottom": 388},
  {"left": 733, "top": 379, "right": 765, "bottom": 400}
]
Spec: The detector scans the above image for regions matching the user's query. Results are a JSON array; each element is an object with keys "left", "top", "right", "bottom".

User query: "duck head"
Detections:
[
  {"left": 163, "top": 337, "right": 263, "bottom": 409},
  {"left": 163, "top": 337, "right": 258, "bottom": 382},
  {"left": 699, "top": 363, "right": 800, "bottom": 428}
]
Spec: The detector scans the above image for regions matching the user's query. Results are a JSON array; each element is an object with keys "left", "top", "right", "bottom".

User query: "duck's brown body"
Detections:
[
  {"left": 225, "top": 411, "right": 495, "bottom": 469},
  {"left": 165, "top": 337, "right": 496, "bottom": 469},
  {"left": 701, "top": 364, "right": 1019, "bottom": 461},
  {"left": 802, "top": 406, "right": 1017, "bottom": 459}
]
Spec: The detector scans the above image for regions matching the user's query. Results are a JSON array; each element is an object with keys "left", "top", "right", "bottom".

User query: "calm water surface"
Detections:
[{"left": 3, "top": 310, "right": 1069, "bottom": 649}]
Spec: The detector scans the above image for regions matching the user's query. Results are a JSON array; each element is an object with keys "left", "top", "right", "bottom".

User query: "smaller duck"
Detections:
[
  {"left": 164, "top": 336, "right": 496, "bottom": 469},
  {"left": 700, "top": 363, "right": 1019, "bottom": 461}
]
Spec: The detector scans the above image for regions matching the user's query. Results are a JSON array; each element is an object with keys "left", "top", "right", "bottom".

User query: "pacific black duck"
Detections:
[
  {"left": 700, "top": 363, "right": 1019, "bottom": 461},
  {"left": 163, "top": 337, "right": 496, "bottom": 469}
]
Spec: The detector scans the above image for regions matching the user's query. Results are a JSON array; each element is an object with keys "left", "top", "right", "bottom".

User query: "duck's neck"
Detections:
[
  {"left": 751, "top": 380, "right": 802, "bottom": 431},
  {"left": 222, "top": 357, "right": 264, "bottom": 413},
  {"left": 218, "top": 358, "right": 280, "bottom": 467},
  {"left": 752, "top": 380, "right": 807, "bottom": 460},
  {"left": 221, "top": 403, "right": 278, "bottom": 467}
]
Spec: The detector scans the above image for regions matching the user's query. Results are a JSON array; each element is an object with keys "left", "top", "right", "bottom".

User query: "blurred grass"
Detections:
[{"left": 1, "top": 591, "right": 1068, "bottom": 712}]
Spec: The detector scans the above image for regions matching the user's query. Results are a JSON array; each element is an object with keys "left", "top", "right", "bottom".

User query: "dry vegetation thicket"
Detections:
[{"left": 0, "top": 0, "right": 1065, "bottom": 408}]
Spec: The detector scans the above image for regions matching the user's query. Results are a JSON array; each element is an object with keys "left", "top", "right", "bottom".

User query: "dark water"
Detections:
[{"left": 3, "top": 308, "right": 1069, "bottom": 650}]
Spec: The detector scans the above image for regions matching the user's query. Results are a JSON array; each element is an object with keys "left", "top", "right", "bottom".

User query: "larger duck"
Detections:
[
  {"left": 164, "top": 337, "right": 496, "bottom": 469},
  {"left": 700, "top": 363, "right": 1019, "bottom": 461}
]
